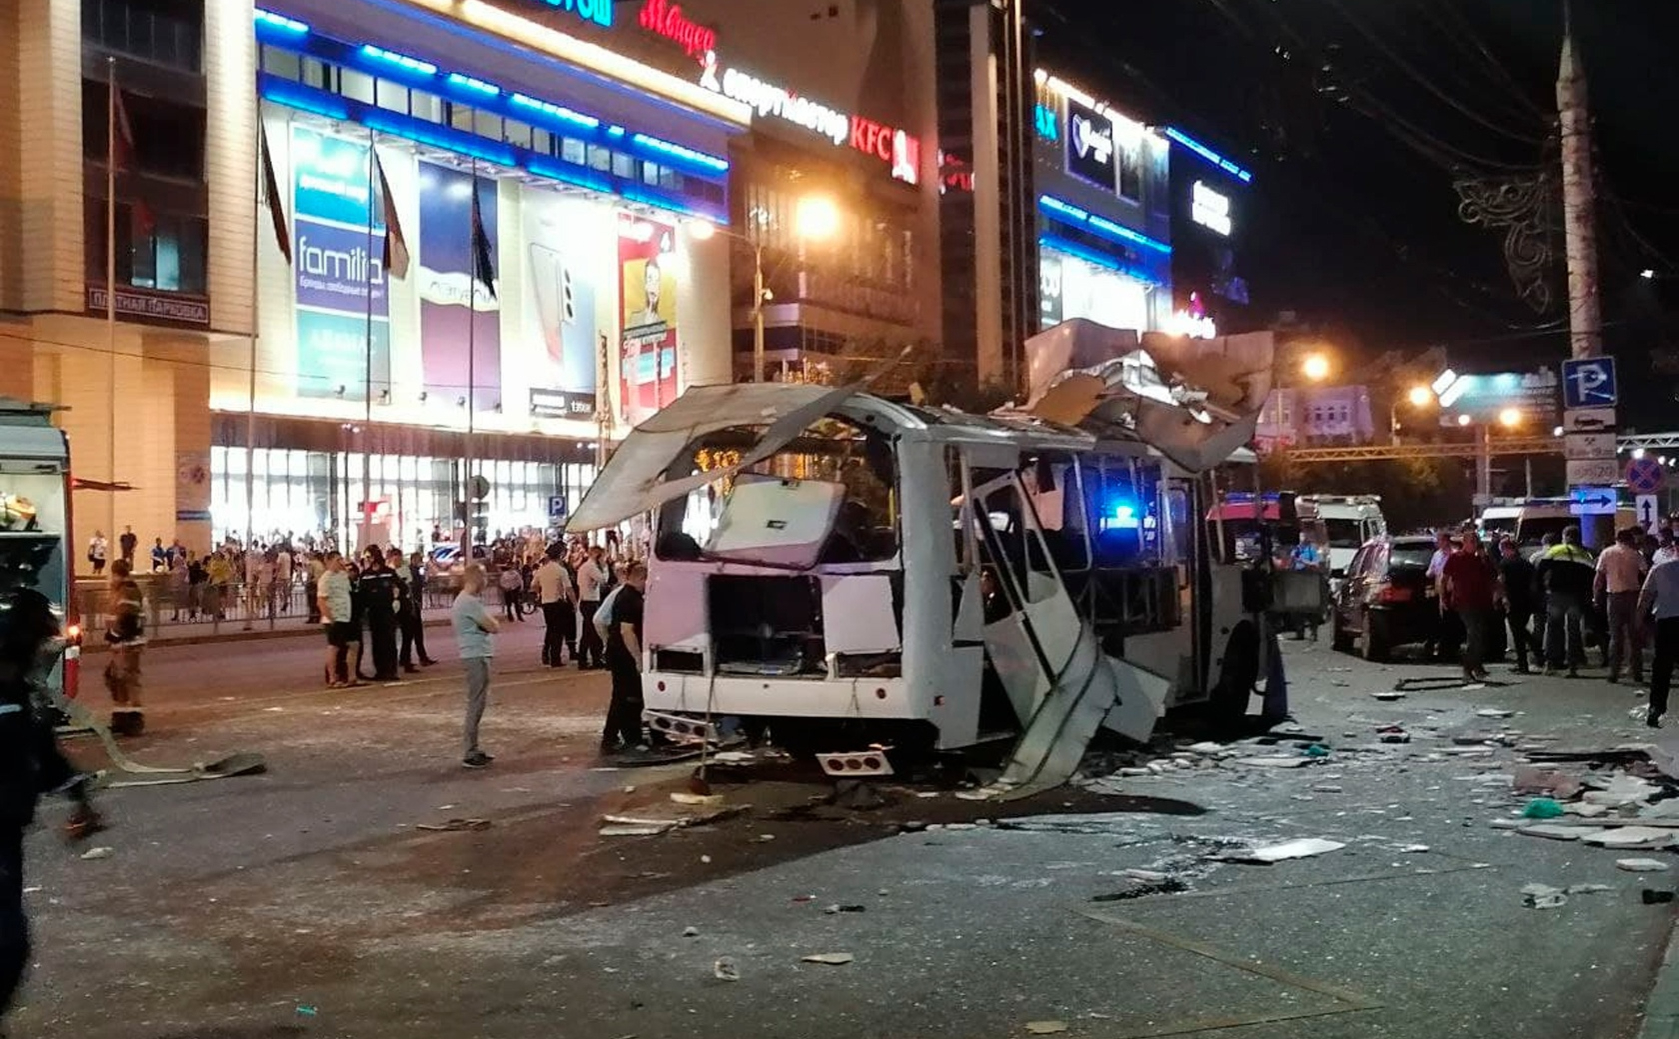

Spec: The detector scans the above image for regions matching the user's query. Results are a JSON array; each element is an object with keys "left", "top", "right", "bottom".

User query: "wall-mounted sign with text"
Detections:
[
  {"left": 638, "top": 0, "right": 713, "bottom": 63},
  {"left": 699, "top": 60, "right": 920, "bottom": 185},
  {"left": 528, "top": 0, "right": 611, "bottom": 28},
  {"left": 1191, "top": 180, "right": 1231, "bottom": 237},
  {"left": 86, "top": 285, "right": 211, "bottom": 326}
]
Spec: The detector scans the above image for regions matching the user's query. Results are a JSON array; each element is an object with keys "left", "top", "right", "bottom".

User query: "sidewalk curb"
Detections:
[
  {"left": 1640, "top": 911, "right": 1679, "bottom": 1039},
  {"left": 80, "top": 616, "right": 454, "bottom": 653}
]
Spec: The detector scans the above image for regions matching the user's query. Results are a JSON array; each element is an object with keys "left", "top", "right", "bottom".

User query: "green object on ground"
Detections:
[
  {"left": 1303, "top": 743, "right": 1331, "bottom": 757},
  {"left": 1522, "top": 797, "right": 1565, "bottom": 819}
]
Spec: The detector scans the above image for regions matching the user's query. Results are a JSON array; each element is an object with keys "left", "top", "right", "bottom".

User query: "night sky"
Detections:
[{"left": 1034, "top": 0, "right": 1679, "bottom": 429}]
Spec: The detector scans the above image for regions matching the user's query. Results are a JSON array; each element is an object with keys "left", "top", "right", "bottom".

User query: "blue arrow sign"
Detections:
[
  {"left": 1569, "top": 485, "right": 1618, "bottom": 515},
  {"left": 1562, "top": 357, "right": 1618, "bottom": 410}
]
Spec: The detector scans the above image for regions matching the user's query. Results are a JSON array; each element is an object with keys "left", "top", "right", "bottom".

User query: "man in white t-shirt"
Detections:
[
  {"left": 575, "top": 544, "right": 608, "bottom": 669},
  {"left": 533, "top": 549, "right": 574, "bottom": 668}
]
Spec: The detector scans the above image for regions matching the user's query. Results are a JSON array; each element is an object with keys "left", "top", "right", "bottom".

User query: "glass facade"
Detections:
[{"left": 209, "top": 446, "right": 596, "bottom": 550}]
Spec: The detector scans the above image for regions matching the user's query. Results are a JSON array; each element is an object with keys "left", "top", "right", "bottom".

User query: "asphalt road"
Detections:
[{"left": 8, "top": 628, "right": 1679, "bottom": 1038}]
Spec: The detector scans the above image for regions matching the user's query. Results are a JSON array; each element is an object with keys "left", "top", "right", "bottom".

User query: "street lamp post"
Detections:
[
  {"left": 1391, "top": 385, "right": 1435, "bottom": 446},
  {"left": 691, "top": 196, "right": 838, "bottom": 384}
]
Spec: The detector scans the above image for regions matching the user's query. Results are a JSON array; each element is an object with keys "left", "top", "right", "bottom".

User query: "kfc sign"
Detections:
[
  {"left": 700, "top": 63, "right": 921, "bottom": 184},
  {"left": 851, "top": 116, "right": 919, "bottom": 185},
  {"left": 638, "top": 0, "right": 715, "bottom": 63}
]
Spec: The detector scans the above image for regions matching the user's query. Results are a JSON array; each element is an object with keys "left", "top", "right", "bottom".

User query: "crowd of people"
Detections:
[{"left": 1429, "top": 522, "right": 1679, "bottom": 727}]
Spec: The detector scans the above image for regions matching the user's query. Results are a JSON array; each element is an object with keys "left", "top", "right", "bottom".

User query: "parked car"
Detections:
[{"left": 1331, "top": 534, "right": 1506, "bottom": 663}]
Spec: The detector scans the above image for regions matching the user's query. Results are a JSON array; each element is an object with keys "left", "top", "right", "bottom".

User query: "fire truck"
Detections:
[{"left": 0, "top": 397, "right": 81, "bottom": 700}]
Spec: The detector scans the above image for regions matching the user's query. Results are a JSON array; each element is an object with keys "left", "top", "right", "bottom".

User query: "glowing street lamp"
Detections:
[
  {"left": 1457, "top": 413, "right": 1472, "bottom": 427},
  {"left": 1301, "top": 353, "right": 1331, "bottom": 382},
  {"left": 1407, "top": 385, "right": 1433, "bottom": 407},
  {"left": 1497, "top": 407, "right": 1522, "bottom": 429},
  {"left": 692, "top": 194, "right": 842, "bottom": 383}
]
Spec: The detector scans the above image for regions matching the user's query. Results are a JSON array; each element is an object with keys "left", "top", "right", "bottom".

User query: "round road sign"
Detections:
[{"left": 1626, "top": 456, "right": 1665, "bottom": 495}]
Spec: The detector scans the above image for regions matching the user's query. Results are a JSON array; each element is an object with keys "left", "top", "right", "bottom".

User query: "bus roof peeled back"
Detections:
[{"left": 565, "top": 382, "right": 860, "bottom": 532}]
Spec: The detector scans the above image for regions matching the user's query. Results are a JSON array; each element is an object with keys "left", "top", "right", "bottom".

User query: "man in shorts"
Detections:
[{"left": 316, "top": 551, "right": 356, "bottom": 687}]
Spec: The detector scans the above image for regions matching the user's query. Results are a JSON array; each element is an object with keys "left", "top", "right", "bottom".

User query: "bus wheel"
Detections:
[{"left": 1210, "top": 622, "right": 1261, "bottom": 725}]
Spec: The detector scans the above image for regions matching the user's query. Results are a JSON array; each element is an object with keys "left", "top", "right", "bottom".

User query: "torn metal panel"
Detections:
[
  {"left": 565, "top": 382, "right": 861, "bottom": 532},
  {"left": 706, "top": 475, "right": 844, "bottom": 569},
  {"left": 822, "top": 575, "right": 901, "bottom": 654},
  {"left": 986, "top": 621, "right": 1122, "bottom": 801}
]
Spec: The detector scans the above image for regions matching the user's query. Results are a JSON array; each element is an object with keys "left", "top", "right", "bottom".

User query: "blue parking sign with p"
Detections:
[
  {"left": 548, "top": 495, "right": 568, "bottom": 521},
  {"left": 1562, "top": 357, "right": 1618, "bottom": 410}
]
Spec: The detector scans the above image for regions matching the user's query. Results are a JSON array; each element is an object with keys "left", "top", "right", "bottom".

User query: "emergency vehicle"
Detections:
[{"left": 0, "top": 397, "right": 80, "bottom": 699}]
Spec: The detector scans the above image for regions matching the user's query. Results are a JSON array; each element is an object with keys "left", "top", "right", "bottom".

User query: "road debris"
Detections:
[
  {"left": 1477, "top": 708, "right": 1516, "bottom": 719},
  {"left": 1583, "top": 827, "right": 1674, "bottom": 849},
  {"left": 1376, "top": 725, "right": 1411, "bottom": 744},
  {"left": 670, "top": 791, "right": 725, "bottom": 807},
  {"left": 1226, "top": 838, "right": 1346, "bottom": 864},
  {"left": 415, "top": 818, "right": 492, "bottom": 832},
  {"left": 1618, "top": 858, "right": 1672, "bottom": 872},
  {"left": 683, "top": 926, "right": 700, "bottom": 937},
  {"left": 801, "top": 952, "right": 855, "bottom": 965},
  {"left": 1092, "top": 877, "right": 1188, "bottom": 901},
  {"left": 1024, "top": 1023, "right": 1070, "bottom": 1036},
  {"left": 1521, "top": 798, "right": 1566, "bottom": 819},
  {"left": 80, "top": 846, "right": 113, "bottom": 860},
  {"left": 1231, "top": 756, "right": 1314, "bottom": 768},
  {"left": 1522, "top": 883, "right": 1568, "bottom": 909},
  {"left": 822, "top": 904, "right": 867, "bottom": 914},
  {"left": 1370, "top": 691, "right": 1405, "bottom": 702},
  {"left": 714, "top": 958, "right": 740, "bottom": 982},
  {"left": 599, "top": 805, "right": 749, "bottom": 837},
  {"left": 1644, "top": 890, "right": 1676, "bottom": 904},
  {"left": 1518, "top": 824, "right": 1604, "bottom": 841}
]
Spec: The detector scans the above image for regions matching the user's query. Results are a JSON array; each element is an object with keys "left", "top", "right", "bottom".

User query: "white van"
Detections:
[
  {"left": 1498, "top": 497, "right": 1639, "bottom": 548},
  {"left": 1296, "top": 494, "right": 1387, "bottom": 580}
]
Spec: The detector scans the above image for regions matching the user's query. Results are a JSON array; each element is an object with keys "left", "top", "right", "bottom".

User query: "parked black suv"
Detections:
[{"left": 1331, "top": 534, "right": 1506, "bottom": 663}]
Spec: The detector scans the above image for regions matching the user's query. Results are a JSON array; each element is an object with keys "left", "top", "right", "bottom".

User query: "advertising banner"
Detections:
[
  {"left": 290, "top": 127, "right": 389, "bottom": 400},
  {"left": 1065, "top": 98, "right": 1117, "bottom": 191},
  {"left": 521, "top": 185, "right": 599, "bottom": 401},
  {"left": 417, "top": 162, "right": 500, "bottom": 413},
  {"left": 617, "top": 214, "right": 679, "bottom": 426}
]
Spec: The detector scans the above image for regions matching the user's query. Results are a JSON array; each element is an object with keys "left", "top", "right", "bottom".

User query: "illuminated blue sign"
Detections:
[
  {"left": 536, "top": 0, "right": 612, "bottom": 27},
  {"left": 1164, "top": 127, "right": 1252, "bottom": 184},
  {"left": 1034, "top": 103, "right": 1058, "bottom": 142}
]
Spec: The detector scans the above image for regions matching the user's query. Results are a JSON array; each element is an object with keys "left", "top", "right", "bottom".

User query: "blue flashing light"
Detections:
[
  {"left": 254, "top": 8, "right": 309, "bottom": 32},
  {"left": 361, "top": 111, "right": 516, "bottom": 167},
  {"left": 1164, "top": 127, "right": 1253, "bottom": 184},
  {"left": 360, "top": 44, "right": 437, "bottom": 77},
  {"left": 258, "top": 76, "right": 349, "bottom": 120},
  {"left": 445, "top": 73, "right": 498, "bottom": 96},
  {"left": 1038, "top": 195, "right": 1171, "bottom": 256},
  {"left": 1106, "top": 501, "right": 1140, "bottom": 530},
  {"left": 509, "top": 92, "right": 600, "bottom": 130},
  {"left": 631, "top": 133, "right": 728, "bottom": 173}
]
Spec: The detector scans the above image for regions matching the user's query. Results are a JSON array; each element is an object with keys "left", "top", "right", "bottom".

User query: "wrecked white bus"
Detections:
[{"left": 566, "top": 322, "right": 1287, "bottom": 798}]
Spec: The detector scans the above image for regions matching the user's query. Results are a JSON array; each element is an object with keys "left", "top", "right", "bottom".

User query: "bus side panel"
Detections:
[{"left": 898, "top": 441, "right": 981, "bottom": 749}]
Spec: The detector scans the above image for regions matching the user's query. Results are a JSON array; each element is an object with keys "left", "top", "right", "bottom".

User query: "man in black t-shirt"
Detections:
[
  {"left": 359, "top": 546, "right": 401, "bottom": 681},
  {"left": 601, "top": 562, "right": 647, "bottom": 753}
]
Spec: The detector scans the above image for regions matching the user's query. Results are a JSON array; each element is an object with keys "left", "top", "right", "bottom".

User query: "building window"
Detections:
[
  {"left": 260, "top": 45, "right": 302, "bottom": 81},
  {"left": 81, "top": 79, "right": 206, "bottom": 181},
  {"left": 530, "top": 128, "right": 552, "bottom": 157},
  {"left": 642, "top": 161, "right": 662, "bottom": 186},
  {"left": 85, "top": 200, "right": 208, "bottom": 296},
  {"left": 447, "top": 101, "right": 474, "bottom": 134},
  {"left": 586, "top": 144, "right": 611, "bottom": 172},
  {"left": 410, "top": 89, "right": 442, "bottom": 124},
  {"left": 472, "top": 109, "right": 501, "bottom": 140},
  {"left": 374, "top": 78, "right": 408, "bottom": 115},
  {"left": 503, "top": 119, "right": 532, "bottom": 149},
  {"left": 83, "top": 0, "right": 203, "bottom": 71},
  {"left": 611, "top": 151, "right": 636, "bottom": 179},
  {"left": 301, "top": 56, "right": 332, "bottom": 91},
  {"left": 1116, "top": 141, "right": 1143, "bottom": 203},
  {"left": 562, "top": 137, "right": 587, "bottom": 165},
  {"left": 340, "top": 68, "right": 375, "bottom": 105}
]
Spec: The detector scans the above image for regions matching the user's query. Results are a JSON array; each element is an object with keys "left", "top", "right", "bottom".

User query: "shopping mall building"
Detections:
[{"left": 0, "top": 0, "right": 939, "bottom": 556}]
